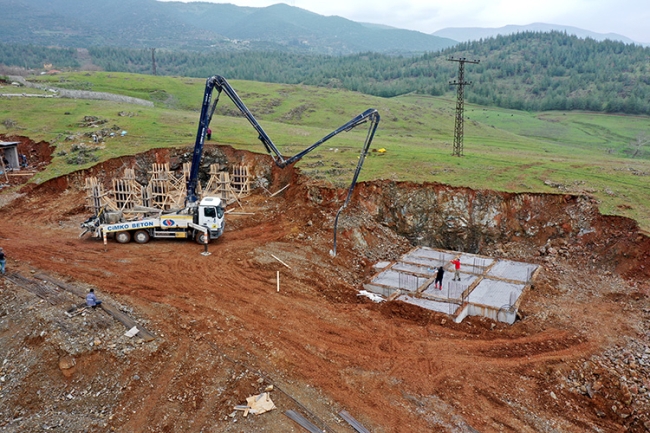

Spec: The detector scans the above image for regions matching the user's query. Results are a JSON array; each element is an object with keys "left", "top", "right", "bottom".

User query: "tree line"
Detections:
[{"left": 1, "top": 31, "right": 649, "bottom": 115}]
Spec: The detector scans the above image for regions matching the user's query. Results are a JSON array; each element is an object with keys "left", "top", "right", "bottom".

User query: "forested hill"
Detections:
[
  {"left": 449, "top": 32, "right": 650, "bottom": 113},
  {"left": 0, "top": 0, "right": 455, "bottom": 55},
  {"left": 1, "top": 32, "right": 649, "bottom": 115}
]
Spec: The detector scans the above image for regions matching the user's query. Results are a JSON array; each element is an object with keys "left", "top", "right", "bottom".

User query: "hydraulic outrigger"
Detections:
[{"left": 192, "top": 75, "right": 381, "bottom": 256}]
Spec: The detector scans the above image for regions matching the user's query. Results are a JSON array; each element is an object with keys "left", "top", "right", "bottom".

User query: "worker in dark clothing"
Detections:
[
  {"left": 434, "top": 266, "right": 444, "bottom": 290},
  {"left": 86, "top": 288, "right": 102, "bottom": 308},
  {"left": 0, "top": 247, "right": 6, "bottom": 275}
]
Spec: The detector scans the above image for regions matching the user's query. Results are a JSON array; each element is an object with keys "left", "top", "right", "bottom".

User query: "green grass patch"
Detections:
[{"left": 3, "top": 72, "right": 650, "bottom": 231}]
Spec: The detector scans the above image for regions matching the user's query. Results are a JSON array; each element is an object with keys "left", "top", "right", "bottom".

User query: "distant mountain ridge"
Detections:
[
  {"left": 433, "top": 23, "right": 647, "bottom": 46},
  {"left": 0, "top": 0, "right": 457, "bottom": 55}
]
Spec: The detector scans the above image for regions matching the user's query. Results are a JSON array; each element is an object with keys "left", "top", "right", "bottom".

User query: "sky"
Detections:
[{"left": 168, "top": 0, "right": 650, "bottom": 43}]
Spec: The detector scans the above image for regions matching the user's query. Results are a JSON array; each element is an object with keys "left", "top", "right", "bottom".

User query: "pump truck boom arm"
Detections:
[{"left": 188, "top": 75, "right": 381, "bottom": 255}]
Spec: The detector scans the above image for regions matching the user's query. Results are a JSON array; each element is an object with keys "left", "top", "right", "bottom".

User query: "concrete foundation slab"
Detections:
[
  {"left": 487, "top": 260, "right": 537, "bottom": 283},
  {"left": 365, "top": 246, "right": 540, "bottom": 324}
]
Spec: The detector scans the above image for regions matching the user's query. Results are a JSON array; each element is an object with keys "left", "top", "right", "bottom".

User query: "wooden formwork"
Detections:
[
  {"left": 84, "top": 176, "right": 131, "bottom": 218},
  {"left": 83, "top": 177, "right": 106, "bottom": 216},
  {"left": 112, "top": 178, "right": 136, "bottom": 212},
  {"left": 203, "top": 165, "right": 230, "bottom": 200},
  {"left": 84, "top": 163, "right": 252, "bottom": 216},
  {"left": 231, "top": 165, "right": 250, "bottom": 195},
  {"left": 112, "top": 168, "right": 144, "bottom": 212},
  {"left": 203, "top": 164, "right": 251, "bottom": 205},
  {"left": 148, "top": 163, "right": 186, "bottom": 210}
]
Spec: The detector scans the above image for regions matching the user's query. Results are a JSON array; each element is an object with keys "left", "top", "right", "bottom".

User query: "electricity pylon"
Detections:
[{"left": 448, "top": 57, "right": 479, "bottom": 157}]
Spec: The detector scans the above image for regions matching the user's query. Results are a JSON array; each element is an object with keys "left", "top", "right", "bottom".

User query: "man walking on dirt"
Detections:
[
  {"left": 451, "top": 258, "right": 461, "bottom": 281},
  {"left": 0, "top": 247, "right": 6, "bottom": 275}
]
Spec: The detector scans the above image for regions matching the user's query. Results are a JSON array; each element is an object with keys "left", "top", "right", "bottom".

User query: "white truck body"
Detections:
[{"left": 89, "top": 196, "right": 225, "bottom": 244}]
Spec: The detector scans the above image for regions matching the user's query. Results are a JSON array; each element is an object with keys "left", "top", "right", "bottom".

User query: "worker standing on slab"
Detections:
[
  {"left": 0, "top": 247, "right": 6, "bottom": 275},
  {"left": 86, "top": 288, "right": 102, "bottom": 308},
  {"left": 451, "top": 258, "right": 461, "bottom": 281},
  {"left": 434, "top": 266, "right": 444, "bottom": 290}
]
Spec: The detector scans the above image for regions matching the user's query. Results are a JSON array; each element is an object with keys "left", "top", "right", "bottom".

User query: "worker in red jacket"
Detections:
[{"left": 451, "top": 258, "right": 461, "bottom": 281}]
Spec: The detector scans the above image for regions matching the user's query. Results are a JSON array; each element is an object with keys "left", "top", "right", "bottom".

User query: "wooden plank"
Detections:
[
  {"left": 270, "top": 183, "right": 290, "bottom": 197},
  {"left": 35, "top": 273, "right": 156, "bottom": 342},
  {"left": 284, "top": 410, "right": 323, "bottom": 433},
  {"left": 338, "top": 410, "right": 371, "bottom": 433},
  {"left": 271, "top": 254, "right": 291, "bottom": 269}
]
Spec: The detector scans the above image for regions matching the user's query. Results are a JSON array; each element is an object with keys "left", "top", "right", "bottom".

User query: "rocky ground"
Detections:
[{"left": 0, "top": 136, "right": 649, "bottom": 432}]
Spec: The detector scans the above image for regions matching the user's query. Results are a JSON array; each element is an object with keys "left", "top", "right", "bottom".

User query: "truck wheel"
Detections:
[
  {"left": 134, "top": 230, "right": 150, "bottom": 244},
  {"left": 115, "top": 231, "right": 131, "bottom": 244},
  {"left": 195, "top": 232, "right": 210, "bottom": 244}
]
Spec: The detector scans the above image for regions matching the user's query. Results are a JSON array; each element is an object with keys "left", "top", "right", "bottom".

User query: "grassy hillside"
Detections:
[{"left": 1, "top": 72, "right": 649, "bottom": 230}]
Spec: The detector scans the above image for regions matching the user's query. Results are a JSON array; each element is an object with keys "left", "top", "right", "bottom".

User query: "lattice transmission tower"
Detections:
[{"left": 448, "top": 57, "right": 479, "bottom": 157}]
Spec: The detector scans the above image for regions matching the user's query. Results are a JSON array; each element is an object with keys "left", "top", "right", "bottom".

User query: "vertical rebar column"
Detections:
[{"left": 448, "top": 57, "right": 479, "bottom": 157}]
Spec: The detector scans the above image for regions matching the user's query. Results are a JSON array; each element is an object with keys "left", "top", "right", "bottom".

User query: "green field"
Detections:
[{"left": 2, "top": 72, "right": 649, "bottom": 230}]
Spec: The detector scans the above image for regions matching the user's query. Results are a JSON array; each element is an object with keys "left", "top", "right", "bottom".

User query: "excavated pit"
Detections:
[{"left": 1, "top": 138, "right": 650, "bottom": 432}]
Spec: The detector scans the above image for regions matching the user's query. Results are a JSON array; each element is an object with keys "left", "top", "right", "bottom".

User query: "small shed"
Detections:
[{"left": 0, "top": 141, "right": 20, "bottom": 171}]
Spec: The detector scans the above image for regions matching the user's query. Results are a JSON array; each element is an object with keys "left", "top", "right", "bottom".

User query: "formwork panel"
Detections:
[
  {"left": 362, "top": 284, "right": 397, "bottom": 297},
  {"left": 370, "top": 269, "right": 401, "bottom": 289},
  {"left": 397, "top": 294, "right": 460, "bottom": 315},
  {"left": 373, "top": 261, "right": 392, "bottom": 270},
  {"left": 458, "top": 253, "right": 495, "bottom": 272},
  {"left": 467, "top": 304, "right": 518, "bottom": 325},
  {"left": 487, "top": 260, "right": 538, "bottom": 283},
  {"left": 448, "top": 271, "right": 473, "bottom": 284},
  {"left": 392, "top": 262, "right": 436, "bottom": 275},
  {"left": 407, "top": 247, "right": 457, "bottom": 262},
  {"left": 400, "top": 254, "right": 445, "bottom": 268},
  {"left": 421, "top": 275, "right": 479, "bottom": 298},
  {"left": 468, "top": 279, "right": 525, "bottom": 309}
]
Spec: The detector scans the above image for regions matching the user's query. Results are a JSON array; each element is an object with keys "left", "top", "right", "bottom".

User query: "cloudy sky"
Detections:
[{"left": 169, "top": 0, "right": 650, "bottom": 43}]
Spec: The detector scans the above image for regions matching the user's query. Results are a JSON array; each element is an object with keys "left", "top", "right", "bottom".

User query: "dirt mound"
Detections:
[{"left": 0, "top": 143, "right": 649, "bottom": 432}]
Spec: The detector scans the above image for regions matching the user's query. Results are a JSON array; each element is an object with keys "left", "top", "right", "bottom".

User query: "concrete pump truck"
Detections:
[{"left": 81, "top": 75, "right": 380, "bottom": 255}]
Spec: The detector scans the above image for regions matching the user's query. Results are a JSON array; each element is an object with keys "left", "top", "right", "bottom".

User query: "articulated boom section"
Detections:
[{"left": 191, "top": 75, "right": 381, "bottom": 255}]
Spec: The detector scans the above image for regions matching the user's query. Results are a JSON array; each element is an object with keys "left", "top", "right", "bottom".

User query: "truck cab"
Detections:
[{"left": 197, "top": 196, "right": 225, "bottom": 240}]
